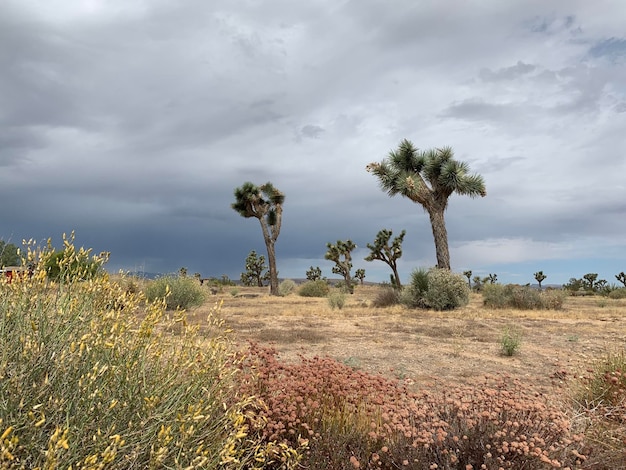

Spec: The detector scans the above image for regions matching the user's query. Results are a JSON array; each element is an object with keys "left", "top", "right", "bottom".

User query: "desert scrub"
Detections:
[
  {"left": 278, "top": 279, "right": 297, "bottom": 296},
  {"left": 500, "top": 326, "right": 522, "bottom": 356},
  {"left": 403, "top": 267, "right": 469, "bottom": 310},
  {"left": 483, "top": 284, "right": 565, "bottom": 310},
  {"left": 298, "top": 279, "right": 330, "bottom": 297},
  {"left": 372, "top": 286, "right": 400, "bottom": 308},
  {"left": 327, "top": 290, "right": 347, "bottom": 309},
  {"left": 145, "top": 274, "right": 205, "bottom": 310},
  {"left": 0, "top": 240, "right": 299, "bottom": 469},
  {"left": 238, "top": 343, "right": 587, "bottom": 469}
]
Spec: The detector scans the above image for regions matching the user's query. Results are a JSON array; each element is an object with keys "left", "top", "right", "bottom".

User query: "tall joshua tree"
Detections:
[
  {"left": 325, "top": 239, "right": 356, "bottom": 294},
  {"left": 367, "top": 139, "right": 486, "bottom": 270},
  {"left": 232, "top": 182, "right": 285, "bottom": 296},
  {"left": 534, "top": 271, "right": 547, "bottom": 291}
]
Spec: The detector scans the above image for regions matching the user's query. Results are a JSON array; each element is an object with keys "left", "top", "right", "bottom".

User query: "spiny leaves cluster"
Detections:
[{"left": 365, "top": 229, "right": 405, "bottom": 288}]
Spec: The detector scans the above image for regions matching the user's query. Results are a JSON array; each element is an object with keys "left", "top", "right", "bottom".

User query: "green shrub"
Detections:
[
  {"left": 372, "top": 286, "right": 400, "bottom": 307},
  {"left": 608, "top": 287, "right": 626, "bottom": 300},
  {"left": 43, "top": 235, "right": 105, "bottom": 282},
  {"left": 278, "top": 279, "right": 297, "bottom": 296},
  {"left": 327, "top": 290, "right": 347, "bottom": 310},
  {"left": 298, "top": 279, "right": 330, "bottom": 297},
  {"left": 145, "top": 275, "right": 205, "bottom": 310},
  {"left": 500, "top": 326, "right": 522, "bottom": 356},
  {"left": 402, "top": 268, "right": 469, "bottom": 310},
  {"left": 483, "top": 284, "right": 565, "bottom": 310},
  {"left": 0, "top": 241, "right": 297, "bottom": 469}
]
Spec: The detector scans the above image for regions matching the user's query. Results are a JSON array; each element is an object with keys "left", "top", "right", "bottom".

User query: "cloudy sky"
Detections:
[{"left": 2, "top": 0, "right": 625, "bottom": 286}]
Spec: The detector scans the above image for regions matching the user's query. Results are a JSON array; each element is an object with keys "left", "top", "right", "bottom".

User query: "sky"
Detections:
[{"left": 1, "top": 0, "right": 625, "bottom": 286}]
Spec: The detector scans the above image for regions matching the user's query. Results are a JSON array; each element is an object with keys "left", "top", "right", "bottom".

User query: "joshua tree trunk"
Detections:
[
  {"left": 260, "top": 223, "right": 279, "bottom": 295},
  {"left": 428, "top": 208, "right": 450, "bottom": 270},
  {"left": 391, "top": 266, "right": 402, "bottom": 289}
]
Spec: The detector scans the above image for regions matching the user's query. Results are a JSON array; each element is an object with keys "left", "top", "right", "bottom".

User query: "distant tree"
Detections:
[
  {"left": 367, "top": 139, "right": 486, "bottom": 270},
  {"left": 306, "top": 266, "right": 323, "bottom": 281},
  {"left": 193, "top": 272, "right": 201, "bottom": 281},
  {"left": 178, "top": 267, "right": 188, "bottom": 278},
  {"left": 582, "top": 273, "right": 598, "bottom": 291},
  {"left": 325, "top": 239, "right": 356, "bottom": 294},
  {"left": 364, "top": 229, "right": 406, "bottom": 289},
  {"left": 472, "top": 275, "right": 483, "bottom": 292},
  {"left": 463, "top": 270, "right": 472, "bottom": 289},
  {"left": 354, "top": 268, "right": 366, "bottom": 286},
  {"left": 0, "top": 240, "right": 20, "bottom": 267},
  {"left": 240, "top": 250, "right": 270, "bottom": 287},
  {"left": 615, "top": 272, "right": 626, "bottom": 288},
  {"left": 232, "top": 182, "right": 285, "bottom": 295},
  {"left": 563, "top": 277, "right": 584, "bottom": 292},
  {"left": 534, "top": 271, "right": 547, "bottom": 291},
  {"left": 487, "top": 273, "right": 498, "bottom": 284}
]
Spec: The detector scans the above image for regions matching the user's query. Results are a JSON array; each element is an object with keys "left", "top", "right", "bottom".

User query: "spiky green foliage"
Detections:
[
  {"left": 615, "top": 272, "right": 626, "bottom": 288},
  {"left": 364, "top": 229, "right": 405, "bottom": 288},
  {"left": 367, "top": 139, "right": 486, "bottom": 269},
  {"left": 306, "top": 266, "right": 322, "bottom": 281},
  {"left": 325, "top": 240, "right": 356, "bottom": 294},
  {"left": 232, "top": 182, "right": 284, "bottom": 295},
  {"left": 463, "top": 270, "right": 472, "bottom": 288},
  {"left": 534, "top": 271, "right": 547, "bottom": 290},
  {"left": 240, "top": 250, "right": 270, "bottom": 287},
  {"left": 353, "top": 268, "right": 366, "bottom": 285}
]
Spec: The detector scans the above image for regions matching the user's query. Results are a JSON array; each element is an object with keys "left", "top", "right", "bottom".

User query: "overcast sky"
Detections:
[{"left": 2, "top": 0, "right": 625, "bottom": 286}]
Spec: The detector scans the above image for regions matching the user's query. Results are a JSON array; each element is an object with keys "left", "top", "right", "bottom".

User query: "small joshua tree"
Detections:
[
  {"left": 615, "top": 272, "right": 626, "bottom": 288},
  {"left": 487, "top": 273, "right": 498, "bottom": 284},
  {"left": 583, "top": 273, "right": 598, "bottom": 291},
  {"left": 325, "top": 239, "right": 356, "bottom": 294},
  {"left": 306, "top": 266, "right": 323, "bottom": 281},
  {"left": 354, "top": 268, "right": 366, "bottom": 286},
  {"left": 364, "top": 228, "right": 405, "bottom": 289},
  {"left": 240, "top": 250, "right": 270, "bottom": 287},
  {"left": 534, "top": 271, "right": 547, "bottom": 291},
  {"left": 179, "top": 267, "right": 188, "bottom": 278},
  {"left": 463, "top": 270, "right": 472, "bottom": 289}
]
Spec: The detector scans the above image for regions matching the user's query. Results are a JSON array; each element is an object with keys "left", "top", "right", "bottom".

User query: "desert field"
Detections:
[{"left": 189, "top": 286, "right": 626, "bottom": 395}]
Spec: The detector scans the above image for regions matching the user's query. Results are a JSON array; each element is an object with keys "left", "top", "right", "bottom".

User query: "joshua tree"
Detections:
[
  {"left": 615, "top": 272, "right": 626, "bottom": 287},
  {"left": 367, "top": 139, "right": 486, "bottom": 270},
  {"left": 232, "top": 182, "right": 284, "bottom": 295},
  {"left": 582, "top": 273, "right": 598, "bottom": 291},
  {"left": 364, "top": 229, "right": 406, "bottom": 289},
  {"left": 472, "top": 275, "right": 483, "bottom": 292},
  {"left": 354, "top": 268, "right": 366, "bottom": 286},
  {"left": 487, "top": 273, "right": 498, "bottom": 284},
  {"left": 240, "top": 250, "right": 270, "bottom": 287},
  {"left": 306, "top": 266, "right": 323, "bottom": 281},
  {"left": 534, "top": 271, "right": 547, "bottom": 291},
  {"left": 325, "top": 239, "right": 356, "bottom": 294},
  {"left": 178, "top": 267, "right": 188, "bottom": 278},
  {"left": 463, "top": 270, "right": 472, "bottom": 289}
]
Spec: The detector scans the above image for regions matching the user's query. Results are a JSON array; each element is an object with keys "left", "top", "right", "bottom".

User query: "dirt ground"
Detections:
[{"left": 188, "top": 286, "right": 626, "bottom": 395}]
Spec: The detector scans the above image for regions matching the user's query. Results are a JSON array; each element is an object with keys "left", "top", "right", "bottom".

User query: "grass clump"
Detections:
[
  {"left": 402, "top": 267, "right": 469, "bottom": 310},
  {"left": 608, "top": 287, "right": 626, "bottom": 300},
  {"left": 372, "top": 286, "right": 401, "bottom": 308},
  {"left": 500, "top": 326, "right": 522, "bottom": 356},
  {"left": 483, "top": 284, "right": 565, "bottom": 310},
  {"left": 327, "top": 290, "right": 347, "bottom": 310},
  {"left": 0, "top": 240, "right": 299, "bottom": 469},
  {"left": 238, "top": 343, "right": 587, "bottom": 469},
  {"left": 278, "top": 279, "right": 297, "bottom": 296},
  {"left": 298, "top": 279, "right": 330, "bottom": 297},
  {"left": 145, "top": 274, "right": 205, "bottom": 310}
]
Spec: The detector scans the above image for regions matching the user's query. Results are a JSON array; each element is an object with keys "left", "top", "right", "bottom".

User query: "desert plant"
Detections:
[
  {"left": 0, "top": 239, "right": 20, "bottom": 267},
  {"left": 354, "top": 268, "right": 366, "bottom": 286},
  {"left": 463, "top": 269, "right": 472, "bottom": 288},
  {"left": 232, "top": 181, "right": 285, "bottom": 295},
  {"left": 367, "top": 139, "right": 486, "bottom": 269},
  {"left": 240, "top": 250, "right": 270, "bottom": 287},
  {"left": 500, "top": 326, "right": 522, "bottom": 356},
  {"left": 608, "top": 287, "right": 626, "bottom": 299},
  {"left": 616, "top": 271, "right": 626, "bottom": 288},
  {"left": 403, "top": 267, "right": 469, "bottom": 310},
  {"left": 306, "top": 266, "right": 323, "bottom": 281},
  {"left": 0, "top": 240, "right": 298, "bottom": 469},
  {"left": 483, "top": 284, "right": 564, "bottom": 310},
  {"left": 278, "top": 279, "right": 297, "bottom": 296},
  {"left": 372, "top": 286, "right": 401, "bottom": 307},
  {"left": 327, "top": 290, "right": 347, "bottom": 310},
  {"left": 534, "top": 270, "right": 547, "bottom": 290},
  {"left": 364, "top": 228, "right": 405, "bottom": 288},
  {"left": 325, "top": 239, "right": 356, "bottom": 294},
  {"left": 145, "top": 275, "right": 205, "bottom": 310},
  {"left": 42, "top": 233, "right": 105, "bottom": 282},
  {"left": 487, "top": 273, "right": 498, "bottom": 284},
  {"left": 298, "top": 279, "right": 330, "bottom": 297}
]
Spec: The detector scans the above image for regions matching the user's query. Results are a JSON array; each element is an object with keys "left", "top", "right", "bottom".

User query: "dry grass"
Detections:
[{"left": 188, "top": 286, "right": 626, "bottom": 393}]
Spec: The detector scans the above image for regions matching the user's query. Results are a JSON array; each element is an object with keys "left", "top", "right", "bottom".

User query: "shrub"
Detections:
[
  {"left": 608, "top": 287, "right": 626, "bottom": 300},
  {"left": 238, "top": 344, "right": 587, "bottom": 469},
  {"left": 327, "top": 290, "right": 347, "bottom": 310},
  {"left": 500, "top": 326, "right": 522, "bottom": 356},
  {"left": 278, "top": 279, "right": 297, "bottom": 296},
  {"left": 483, "top": 284, "right": 564, "bottom": 310},
  {"left": 43, "top": 234, "right": 105, "bottom": 282},
  {"left": 372, "top": 286, "right": 400, "bottom": 307},
  {"left": 144, "top": 275, "right": 205, "bottom": 310},
  {"left": 402, "top": 268, "right": 469, "bottom": 310},
  {"left": 0, "top": 241, "right": 298, "bottom": 469},
  {"left": 298, "top": 279, "right": 330, "bottom": 297}
]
